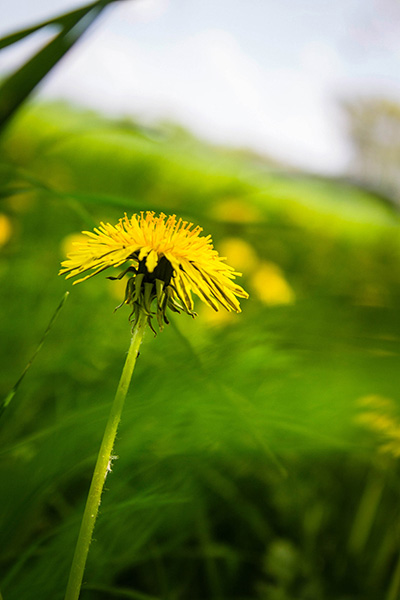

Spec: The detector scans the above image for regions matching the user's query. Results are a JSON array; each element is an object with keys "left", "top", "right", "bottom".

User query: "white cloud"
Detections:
[
  {"left": 30, "top": 24, "right": 348, "bottom": 171},
  {"left": 0, "top": 9, "right": 350, "bottom": 172},
  {"left": 1, "top": 0, "right": 400, "bottom": 172},
  {"left": 300, "top": 41, "right": 345, "bottom": 81}
]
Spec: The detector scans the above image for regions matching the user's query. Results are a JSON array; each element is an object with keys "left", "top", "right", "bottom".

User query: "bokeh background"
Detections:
[{"left": 1, "top": 1, "right": 400, "bottom": 599}]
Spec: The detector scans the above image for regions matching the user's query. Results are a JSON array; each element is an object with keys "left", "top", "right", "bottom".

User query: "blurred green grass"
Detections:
[{"left": 1, "top": 102, "right": 400, "bottom": 600}]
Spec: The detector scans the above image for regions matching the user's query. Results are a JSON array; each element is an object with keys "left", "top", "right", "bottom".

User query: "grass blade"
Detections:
[
  {"left": 0, "top": 1, "right": 101, "bottom": 50},
  {"left": 0, "top": 1, "right": 113, "bottom": 132},
  {"left": 0, "top": 292, "right": 69, "bottom": 419}
]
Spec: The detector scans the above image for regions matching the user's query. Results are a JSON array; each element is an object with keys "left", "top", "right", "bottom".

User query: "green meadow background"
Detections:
[{"left": 1, "top": 4, "right": 400, "bottom": 599}]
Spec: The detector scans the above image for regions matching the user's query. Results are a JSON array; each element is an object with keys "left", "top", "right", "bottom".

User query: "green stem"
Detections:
[
  {"left": 387, "top": 551, "right": 400, "bottom": 600},
  {"left": 347, "top": 465, "right": 385, "bottom": 555},
  {"left": 64, "top": 311, "right": 147, "bottom": 600}
]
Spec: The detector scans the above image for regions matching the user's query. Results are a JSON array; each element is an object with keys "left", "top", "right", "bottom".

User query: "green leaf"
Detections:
[
  {"left": 0, "top": 1, "right": 100, "bottom": 50},
  {"left": 0, "top": 1, "right": 115, "bottom": 133},
  {"left": 0, "top": 292, "right": 69, "bottom": 419}
]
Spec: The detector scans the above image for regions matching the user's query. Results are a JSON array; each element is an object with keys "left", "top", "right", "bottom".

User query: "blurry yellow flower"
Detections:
[
  {"left": 250, "top": 261, "right": 295, "bottom": 306},
  {"left": 379, "top": 441, "right": 400, "bottom": 458},
  {"left": 356, "top": 395, "right": 400, "bottom": 458},
  {"left": 210, "top": 199, "right": 262, "bottom": 223},
  {"left": 0, "top": 214, "right": 12, "bottom": 247},
  {"left": 61, "top": 233, "right": 88, "bottom": 258},
  {"left": 60, "top": 211, "right": 248, "bottom": 331},
  {"left": 357, "top": 411, "right": 397, "bottom": 434},
  {"left": 201, "top": 304, "right": 235, "bottom": 328},
  {"left": 218, "top": 237, "right": 259, "bottom": 274}
]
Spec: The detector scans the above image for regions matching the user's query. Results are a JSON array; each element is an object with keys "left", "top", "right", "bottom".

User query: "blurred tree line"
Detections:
[{"left": 344, "top": 96, "right": 400, "bottom": 204}]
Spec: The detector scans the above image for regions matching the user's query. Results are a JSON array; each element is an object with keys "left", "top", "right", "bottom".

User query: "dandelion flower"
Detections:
[{"left": 59, "top": 211, "right": 249, "bottom": 331}]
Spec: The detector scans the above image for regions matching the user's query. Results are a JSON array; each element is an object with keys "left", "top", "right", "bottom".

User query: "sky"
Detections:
[{"left": 1, "top": 0, "right": 400, "bottom": 173}]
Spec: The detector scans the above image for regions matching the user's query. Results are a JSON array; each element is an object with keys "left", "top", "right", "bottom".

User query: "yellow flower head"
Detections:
[
  {"left": 59, "top": 211, "right": 249, "bottom": 332},
  {"left": 356, "top": 395, "right": 400, "bottom": 458}
]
